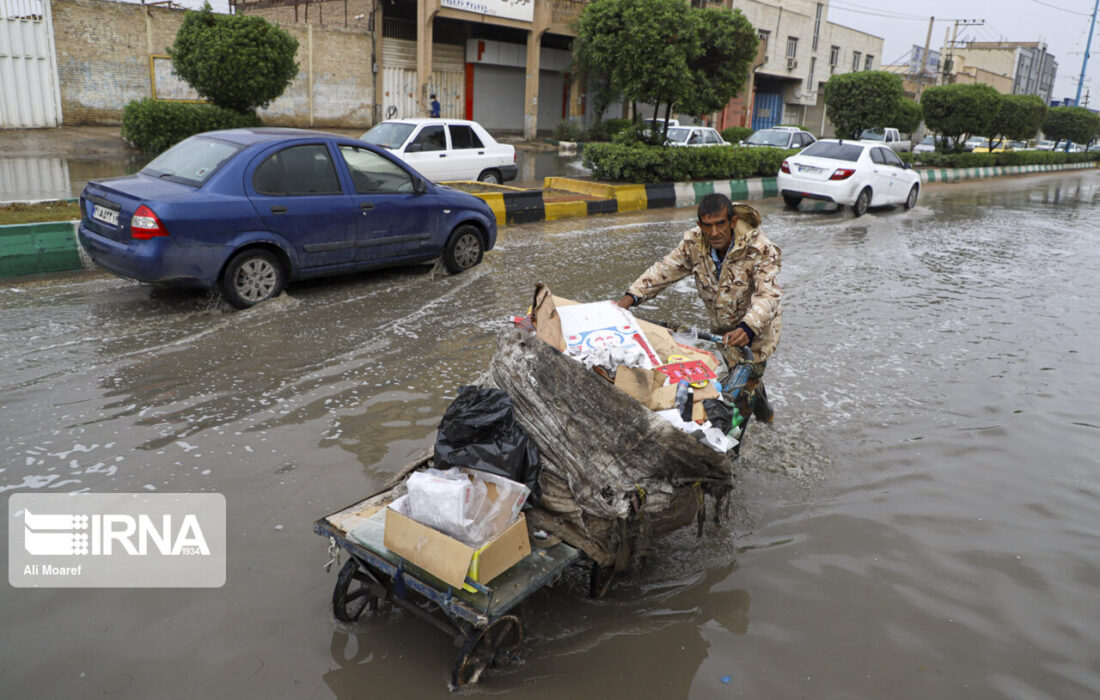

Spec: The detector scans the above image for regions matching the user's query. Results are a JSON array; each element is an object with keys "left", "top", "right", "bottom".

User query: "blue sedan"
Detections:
[{"left": 78, "top": 128, "right": 498, "bottom": 308}]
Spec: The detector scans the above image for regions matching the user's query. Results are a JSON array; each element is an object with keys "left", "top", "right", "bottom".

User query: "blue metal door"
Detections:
[{"left": 752, "top": 93, "right": 783, "bottom": 131}]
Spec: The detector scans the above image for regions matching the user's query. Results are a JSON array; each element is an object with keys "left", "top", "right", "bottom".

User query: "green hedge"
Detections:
[
  {"left": 581, "top": 143, "right": 795, "bottom": 182},
  {"left": 720, "top": 126, "right": 753, "bottom": 144},
  {"left": 914, "top": 149, "right": 1100, "bottom": 168},
  {"left": 122, "top": 99, "right": 264, "bottom": 154}
]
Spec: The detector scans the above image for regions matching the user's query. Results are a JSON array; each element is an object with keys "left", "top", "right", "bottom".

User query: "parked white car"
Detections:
[
  {"left": 777, "top": 139, "right": 921, "bottom": 216},
  {"left": 665, "top": 126, "right": 728, "bottom": 147},
  {"left": 741, "top": 127, "right": 817, "bottom": 150},
  {"left": 360, "top": 118, "right": 517, "bottom": 184}
]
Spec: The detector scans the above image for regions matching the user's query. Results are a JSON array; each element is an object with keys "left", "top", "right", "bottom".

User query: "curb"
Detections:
[
  {"left": 0, "top": 221, "right": 84, "bottom": 280},
  {"left": 478, "top": 176, "right": 779, "bottom": 226},
  {"left": 918, "top": 161, "right": 1097, "bottom": 183}
]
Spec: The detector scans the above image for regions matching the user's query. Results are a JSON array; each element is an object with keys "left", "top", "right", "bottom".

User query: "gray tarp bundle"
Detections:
[{"left": 480, "top": 328, "right": 735, "bottom": 571}]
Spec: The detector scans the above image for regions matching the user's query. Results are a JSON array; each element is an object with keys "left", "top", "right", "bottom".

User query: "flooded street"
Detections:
[{"left": 2, "top": 171, "right": 1098, "bottom": 699}]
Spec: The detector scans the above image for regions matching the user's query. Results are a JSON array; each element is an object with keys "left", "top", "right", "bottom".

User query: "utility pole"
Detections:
[
  {"left": 942, "top": 19, "right": 984, "bottom": 86},
  {"left": 917, "top": 16, "right": 934, "bottom": 99},
  {"left": 1076, "top": 0, "right": 1099, "bottom": 106}
]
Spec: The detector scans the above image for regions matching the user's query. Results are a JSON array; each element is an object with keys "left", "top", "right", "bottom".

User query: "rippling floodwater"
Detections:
[{"left": 1, "top": 172, "right": 1098, "bottom": 699}]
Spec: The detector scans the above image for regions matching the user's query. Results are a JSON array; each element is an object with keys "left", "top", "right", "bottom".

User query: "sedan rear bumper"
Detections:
[
  {"left": 499, "top": 165, "right": 518, "bottom": 182},
  {"left": 776, "top": 173, "right": 863, "bottom": 206},
  {"left": 77, "top": 222, "right": 220, "bottom": 289}
]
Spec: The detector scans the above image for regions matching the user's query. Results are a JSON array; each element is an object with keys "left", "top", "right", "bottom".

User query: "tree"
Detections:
[
  {"left": 892, "top": 98, "right": 923, "bottom": 135},
  {"left": 678, "top": 7, "right": 758, "bottom": 116},
  {"left": 921, "top": 83, "right": 1001, "bottom": 149},
  {"left": 1043, "top": 106, "right": 1100, "bottom": 147},
  {"left": 574, "top": 0, "right": 757, "bottom": 139},
  {"left": 990, "top": 93, "right": 1047, "bottom": 148},
  {"left": 822, "top": 71, "right": 904, "bottom": 139},
  {"left": 575, "top": 0, "right": 692, "bottom": 133},
  {"left": 168, "top": 2, "right": 299, "bottom": 114}
]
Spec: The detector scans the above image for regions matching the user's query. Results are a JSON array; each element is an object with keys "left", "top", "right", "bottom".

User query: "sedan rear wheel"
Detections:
[
  {"left": 477, "top": 169, "right": 502, "bottom": 185},
  {"left": 782, "top": 194, "right": 802, "bottom": 209},
  {"left": 442, "top": 225, "right": 484, "bottom": 273},
  {"left": 853, "top": 188, "right": 871, "bottom": 217},
  {"left": 905, "top": 184, "right": 919, "bottom": 210},
  {"left": 222, "top": 249, "right": 284, "bottom": 309}
]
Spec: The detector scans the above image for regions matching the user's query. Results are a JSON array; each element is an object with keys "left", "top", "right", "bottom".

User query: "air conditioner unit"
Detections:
[{"left": 787, "top": 58, "right": 798, "bottom": 71}]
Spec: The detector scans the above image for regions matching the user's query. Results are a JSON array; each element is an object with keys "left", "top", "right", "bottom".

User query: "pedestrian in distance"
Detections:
[
  {"left": 429, "top": 94, "right": 441, "bottom": 118},
  {"left": 616, "top": 193, "right": 782, "bottom": 422}
]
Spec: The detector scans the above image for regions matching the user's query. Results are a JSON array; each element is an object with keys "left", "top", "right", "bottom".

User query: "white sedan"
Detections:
[
  {"left": 361, "top": 118, "right": 517, "bottom": 184},
  {"left": 665, "top": 126, "right": 728, "bottom": 147},
  {"left": 776, "top": 139, "right": 921, "bottom": 216}
]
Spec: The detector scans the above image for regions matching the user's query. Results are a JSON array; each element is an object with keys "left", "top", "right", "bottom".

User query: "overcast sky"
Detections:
[
  {"left": 827, "top": 0, "right": 1099, "bottom": 104},
  {"left": 178, "top": 0, "right": 1099, "bottom": 107}
]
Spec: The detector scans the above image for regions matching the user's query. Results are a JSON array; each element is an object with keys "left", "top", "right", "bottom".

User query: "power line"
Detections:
[
  {"left": 1025, "top": 0, "right": 1095, "bottom": 17},
  {"left": 828, "top": 2, "right": 939, "bottom": 22}
]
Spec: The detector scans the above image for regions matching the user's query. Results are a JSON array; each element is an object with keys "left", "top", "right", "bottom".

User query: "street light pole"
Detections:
[{"left": 1076, "top": 0, "right": 1100, "bottom": 106}]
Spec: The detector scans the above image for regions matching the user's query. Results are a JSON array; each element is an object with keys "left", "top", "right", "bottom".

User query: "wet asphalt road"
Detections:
[{"left": 2, "top": 171, "right": 1099, "bottom": 699}]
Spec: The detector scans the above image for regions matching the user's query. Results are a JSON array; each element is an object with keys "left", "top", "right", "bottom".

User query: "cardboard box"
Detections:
[
  {"left": 383, "top": 495, "right": 531, "bottom": 589},
  {"left": 531, "top": 284, "right": 720, "bottom": 419}
]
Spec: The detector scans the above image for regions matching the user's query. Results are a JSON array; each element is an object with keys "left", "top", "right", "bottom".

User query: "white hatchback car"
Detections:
[
  {"left": 665, "top": 126, "right": 728, "bottom": 147},
  {"left": 360, "top": 118, "right": 517, "bottom": 184},
  {"left": 777, "top": 139, "right": 921, "bottom": 216}
]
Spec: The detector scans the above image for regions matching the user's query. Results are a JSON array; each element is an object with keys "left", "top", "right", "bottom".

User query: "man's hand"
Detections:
[
  {"left": 616, "top": 294, "right": 635, "bottom": 309},
  {"left": 723, "top": 328, "right": 750, "bottom": 347}
]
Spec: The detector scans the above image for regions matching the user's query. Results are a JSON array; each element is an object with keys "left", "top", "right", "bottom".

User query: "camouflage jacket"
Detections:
[{"left": 627, "top": 219, "right": 783, "bottom": 361}]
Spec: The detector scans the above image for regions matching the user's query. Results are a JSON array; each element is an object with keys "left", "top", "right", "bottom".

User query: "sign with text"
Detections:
[
  {"left": 9, "top": 493, "right": 226, "bottom": 588},
  {"left": 442, "top": 0, "right": 533, "bottom": 23}
]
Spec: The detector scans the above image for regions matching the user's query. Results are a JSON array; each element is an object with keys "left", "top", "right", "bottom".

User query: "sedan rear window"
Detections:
[
  {"left": 745, "top": 130, "right": 793, "bottom": 147},
  {"left": 142, "top": 136, "right": 241, "bottom": 187},
  {"left": 361, "top": 122, "right": 416, "bottom": 149},
  {"left": 800, "top": 141, "right": 864, "bottom": 162}
]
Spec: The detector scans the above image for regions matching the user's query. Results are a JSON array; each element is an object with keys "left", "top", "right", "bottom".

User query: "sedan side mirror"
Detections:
[
  {"left": 413, "top": 177, "right": 428, "bottom": 194},
  {"left": 903, "top": 162, "right": 912, "bottom": 170}
]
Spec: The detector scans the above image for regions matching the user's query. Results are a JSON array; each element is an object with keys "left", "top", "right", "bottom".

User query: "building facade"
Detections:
[
  {"left": 235, "top": 0, "right": 882, "bottom": 137},
  {"left": 944, "top": 41, "right": 1057, "bottom": 104}
]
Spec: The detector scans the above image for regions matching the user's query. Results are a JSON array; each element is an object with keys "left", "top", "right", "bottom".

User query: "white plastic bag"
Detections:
[{"left": 405, "top": 468, "right": 487, "bottom": 545}]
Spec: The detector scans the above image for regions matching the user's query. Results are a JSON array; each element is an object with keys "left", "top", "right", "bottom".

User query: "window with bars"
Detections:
[
  {"left": 852, "top": 51, "right": 862, "bottom": 72},
  {"left": 830, "top": 45, "right": 840, "bottom": 72},
  {"left": 865, "top": 54, "right": 874, "bottom": 71},
  {"left": 808, "top": 57, "right": 816, "bottom": 90},
  {"left": 786, "top": 37, "right": 798, "bottom": 60}
]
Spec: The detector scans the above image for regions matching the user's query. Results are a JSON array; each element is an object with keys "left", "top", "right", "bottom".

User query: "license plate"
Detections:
[
  {"left": 798, "top": 165, "right": 824, "bottom": 175},
  {"left": 92, "top": 203, "right": 119, "bottom": 227}
]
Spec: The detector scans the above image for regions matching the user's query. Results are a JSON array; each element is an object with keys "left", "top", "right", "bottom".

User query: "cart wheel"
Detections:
[
  {"left": 588, "top": 561, "right": 615, "bottom": 599},
  {"left": 451, "top": 614, "right": 523, "bottom": 687},
  {"left": 332, "top": 558, "right": 382, "bottom": 622}
]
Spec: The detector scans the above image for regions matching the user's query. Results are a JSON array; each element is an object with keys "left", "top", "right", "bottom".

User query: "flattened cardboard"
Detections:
[{"left": 532, "top": 285, "right": 723, "bottom": 416}]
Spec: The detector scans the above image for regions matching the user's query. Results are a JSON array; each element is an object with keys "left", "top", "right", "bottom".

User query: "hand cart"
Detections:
[{"left": 314, "top": 489, "right": 581, "bottom": 688}]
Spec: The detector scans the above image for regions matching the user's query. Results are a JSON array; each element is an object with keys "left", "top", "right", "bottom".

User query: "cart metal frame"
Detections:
[{"left": 314, "top": 495, "right": 581, "bottom": 687}]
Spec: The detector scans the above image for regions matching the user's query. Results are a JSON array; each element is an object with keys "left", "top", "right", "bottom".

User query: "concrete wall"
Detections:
[{"left": 50, "top": 0, "right": 374, "bottom": 127}]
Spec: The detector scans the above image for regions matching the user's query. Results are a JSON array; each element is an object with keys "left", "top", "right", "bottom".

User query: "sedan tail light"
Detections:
[
  {"left": 829, "top": 168, "right": 856, "bottom": 181},
  {"left": 780, "top": 160, "right": 790, "bottom": 174},
  {"left": 131, "top": 205, "right": 169, "bottom": 239}
]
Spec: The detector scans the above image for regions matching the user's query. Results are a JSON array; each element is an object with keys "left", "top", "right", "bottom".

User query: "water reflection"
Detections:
[{"left": 0, "top": 154, "right": 148, "bottom": 203}]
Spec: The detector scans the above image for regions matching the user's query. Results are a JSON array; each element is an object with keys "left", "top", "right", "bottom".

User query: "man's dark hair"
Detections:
[{"left": 698, "top": 193, "right": 733, "bottom": 221}]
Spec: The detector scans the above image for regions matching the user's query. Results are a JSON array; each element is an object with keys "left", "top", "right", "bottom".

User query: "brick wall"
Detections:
[{"left": 51, "top": 0, "right": 375, "bottom": 127}]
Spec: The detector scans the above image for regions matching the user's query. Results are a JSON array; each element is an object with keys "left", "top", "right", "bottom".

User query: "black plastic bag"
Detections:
[{"left": 433, "top": 386, "right": 541, "bottom": 505}]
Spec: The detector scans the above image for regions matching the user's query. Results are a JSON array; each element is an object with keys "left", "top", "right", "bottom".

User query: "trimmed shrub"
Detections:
[
  {"left": 122, "top": 99, "right": 263, "bottom": 154},
  {"left": 914, "top": 148, "right": 1099, "bottom": 168},
  {"left": 551, "top": 120, "right": 584, "bottom": 142},
  {"left": 584, "top": 118, "right": 633, "bottom": 142},
  {"left": 581, "top": 143, "right": 796, "bottom": 182},
  {"left": 721, "top": 126, "right": 753, "bottom": 144}
]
